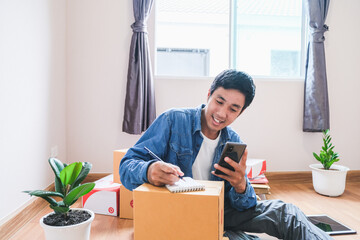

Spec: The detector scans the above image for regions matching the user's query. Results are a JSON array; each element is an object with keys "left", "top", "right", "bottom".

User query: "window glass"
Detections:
[
  {"left": 156, "top": 0, "right": 230, "bottom": 77},
  {"left": 156, "top": 0, "right": 304, "bottom": 78},
  {"left": 232, "top": 0, "right": 303, "bottom": 77}
]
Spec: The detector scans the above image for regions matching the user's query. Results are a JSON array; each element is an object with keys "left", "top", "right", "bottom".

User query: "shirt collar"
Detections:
[{"left": 193, "top": 104, "right": 204, "bottom": 134}]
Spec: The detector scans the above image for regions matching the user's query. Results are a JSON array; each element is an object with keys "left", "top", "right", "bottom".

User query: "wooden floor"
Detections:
[{"left": 8, "top": 182, "right": 360, "bottom": 240}]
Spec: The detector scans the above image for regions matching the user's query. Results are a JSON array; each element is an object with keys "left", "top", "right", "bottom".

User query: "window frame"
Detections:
[{"left": 151, "top": 0, "right": 308, "bottom": 80}]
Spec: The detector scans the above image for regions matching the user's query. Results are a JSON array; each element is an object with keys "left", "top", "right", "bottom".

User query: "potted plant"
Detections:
[
  {"left": 24, "top": 158, "right": 96, "bottom": 240},
  {"left": 310, "top": 129, "right": 349, "bottom": 197}
]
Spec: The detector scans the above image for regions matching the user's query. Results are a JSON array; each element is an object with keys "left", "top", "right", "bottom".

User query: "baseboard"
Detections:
[
  {"left": 266, "top": 170, "right": 360, "bottom": 184},
  {"left": 0, "top": 173, "right": 109, "bottom": 240},
  {"left": 0, "top": 183, "right": 54, "bottom": 240},
  {"left": 347, "top": 170, "right": 360, "bottom": 182}
]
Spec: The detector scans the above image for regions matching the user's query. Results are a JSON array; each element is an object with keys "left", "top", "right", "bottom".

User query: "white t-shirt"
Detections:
[{"left": 192, "top": 131, "right": 221, "bottom": 180}]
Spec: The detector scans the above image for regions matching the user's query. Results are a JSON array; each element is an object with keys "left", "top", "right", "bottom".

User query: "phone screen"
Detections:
[{"left": 214, "top": 142, "right": 247, "bottom": 175}]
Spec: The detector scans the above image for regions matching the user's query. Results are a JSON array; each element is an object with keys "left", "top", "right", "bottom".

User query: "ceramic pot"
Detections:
[
  {"left": 40, "top": 208, "right": 94, "bottom": 240},
  {"left": 310, "top": 163, "right": 349, "bottom": 197}
]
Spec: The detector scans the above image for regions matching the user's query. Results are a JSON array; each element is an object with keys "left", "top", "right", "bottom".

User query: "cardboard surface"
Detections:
[
  {"left": 82, "top": 174, "right": 120, "bottom": 216},
  {"left": 120, "top": 184, "right": 134, "bottom": 219},
  {"left": 134, "top": 180, "right": 224, "bottom": 240},
  {"left": 113, "top": 149, "right": 128, "bottom": 184},
  {"left": 113, "top": 149, "right": 134, "bottom": 219}
]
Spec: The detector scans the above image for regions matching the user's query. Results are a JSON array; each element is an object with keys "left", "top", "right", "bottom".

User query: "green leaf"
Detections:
[
  {"left": 313, "top": 153, "right": 321, "bottom": 161},
  {"left": 23, "top": 190, "right": 61, "bottom": 206},
  {"left": 24, "top": 190, "right": 64, "bottom": 198},
  {"left": 49, "top": 158, "right": 66, "bottom": 194},
  {"left": 60, "top": 162, "right": 83, "bottom": 186},
  {"left": 63, "top": 183, "right": 95, "bottom": 206},
  {"left": 71, "top": 162, "right": 92, "bottom": 190},
  {"left": 54, "top": 177, "right": 65, "bottom": 195},
  {"left": 322, "top": 139, "right": 328, "bottom": 149},
  {"left": 319, "top": 152, "right": 326, "bottom": 159},
  {"left": 49, "top": 158, "right": 65, "bottom": 179}
]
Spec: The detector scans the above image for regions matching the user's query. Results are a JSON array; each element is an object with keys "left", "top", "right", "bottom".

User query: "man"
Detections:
[{"left": 119, "top": 70, "right": 332, "bottom": 240}]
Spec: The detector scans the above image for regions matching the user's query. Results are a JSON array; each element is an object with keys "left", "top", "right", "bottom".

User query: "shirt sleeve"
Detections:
[
  {"left": 119, "top": 112, "right": 171, "bottom": 191},
  {"left": 226, "top": 178, "right": 257, "bottom": 211}
]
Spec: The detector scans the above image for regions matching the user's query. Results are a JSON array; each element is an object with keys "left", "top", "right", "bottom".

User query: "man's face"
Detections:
[{"left": 201, "top": 87, "right": 246, "bottom": 139}]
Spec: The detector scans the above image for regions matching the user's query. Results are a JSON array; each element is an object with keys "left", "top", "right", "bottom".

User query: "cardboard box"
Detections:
[
  {"left": 119, "top": 184, "right": 134, "bottom": 219},
  {"left": 113, "top": 149, "right": 134, "bottom": 219},
  {"left": 82, "top": 174, "right": 120, "bottom": 216},
  {"left": 113, "top": 149, "right": 128, "bottom": 184},
  {"left": 134, "top": 180, "right": 224, "bottom": 240},
  {"left": 246, "top": 158, "right": 266, "bottom": 179}
]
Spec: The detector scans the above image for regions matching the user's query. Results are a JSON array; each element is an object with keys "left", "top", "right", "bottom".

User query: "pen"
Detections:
[{"left": 144, "top": 146, "right": 183, "bottom": 179}]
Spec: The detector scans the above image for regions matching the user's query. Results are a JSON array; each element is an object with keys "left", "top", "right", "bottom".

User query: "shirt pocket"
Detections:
[{"left": 169, "top": 142, "right": 193, "bottom": 171}]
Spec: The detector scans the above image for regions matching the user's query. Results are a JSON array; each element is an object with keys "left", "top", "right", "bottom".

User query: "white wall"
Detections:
[
  {"left": 0, "top": 0, "right": 67, "bottom": 222},
  {"left": 66, "top": 0, "right": 140, "bottom": 173},
  {"left": 67, "top": 0, "right": 360, "bottom": 172},
  {"left": 1, "top": 0, "right": 359, "bottom": 224}
]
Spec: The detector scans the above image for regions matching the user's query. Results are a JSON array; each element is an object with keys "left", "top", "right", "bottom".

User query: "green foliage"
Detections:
[
  {"left": 24, "top": 158, "right": 95, "bottom": 219},
  {"left": 313, "top": 129, "right": 340, "bottom": 170}
]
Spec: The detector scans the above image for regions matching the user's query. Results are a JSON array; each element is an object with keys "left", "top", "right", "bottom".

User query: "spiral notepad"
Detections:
[{"left": 166, "top": 177, "right": 205, "bottom": 193}]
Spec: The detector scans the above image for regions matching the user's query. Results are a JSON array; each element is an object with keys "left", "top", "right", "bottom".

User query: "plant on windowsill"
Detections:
[
  {"left": 23, "top": 158, "right": 96, "bottom": 240},
  {"left": 309, "top": 129, "right": 349, "bottom": 197}
]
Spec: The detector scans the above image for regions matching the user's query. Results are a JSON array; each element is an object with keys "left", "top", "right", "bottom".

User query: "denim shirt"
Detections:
[{"left": 119, "top": 104, "right": 257, "bottom": 211}]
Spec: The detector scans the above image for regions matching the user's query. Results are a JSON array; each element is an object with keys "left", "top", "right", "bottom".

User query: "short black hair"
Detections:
[{"left": 209, "top": 69, "right": 256, "bottom": 112}]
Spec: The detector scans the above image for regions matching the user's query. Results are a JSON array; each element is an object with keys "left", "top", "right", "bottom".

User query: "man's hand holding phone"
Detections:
[{"left": 212, "top": 143, "right": 248, "bottom": 194}]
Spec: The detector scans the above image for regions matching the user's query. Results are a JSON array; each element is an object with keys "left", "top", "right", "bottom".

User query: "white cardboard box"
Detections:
[
  {"left": 82, "top": 174, "right": 120, "bottom": 216},
  {"left": 246, "top": 159, "right": 266, "bottom": 179}
]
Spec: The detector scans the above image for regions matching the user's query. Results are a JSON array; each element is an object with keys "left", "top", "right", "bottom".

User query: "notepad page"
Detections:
[{"left": 166, "top": 177, "right": 206, "bottom": 193}]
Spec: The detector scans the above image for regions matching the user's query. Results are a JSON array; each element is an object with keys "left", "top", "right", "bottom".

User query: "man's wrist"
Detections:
[
  {"left": 146, "top": 161, "right": 157, "bottom": 184},
  {"left": 234, "top": 179, "right": 247, "bottom": 194}
]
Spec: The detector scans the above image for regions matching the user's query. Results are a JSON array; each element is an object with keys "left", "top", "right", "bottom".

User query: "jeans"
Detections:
[{"left": 224, "top": 199, "right": 333, "bottom": 240}]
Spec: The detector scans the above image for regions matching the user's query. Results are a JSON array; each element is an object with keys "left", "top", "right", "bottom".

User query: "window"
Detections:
[
  {"left": 157, "top": 48, "right": 210, "bottom": 77},
  {"left": 155, "top": 0, "right": 305, "bottom": 78}
]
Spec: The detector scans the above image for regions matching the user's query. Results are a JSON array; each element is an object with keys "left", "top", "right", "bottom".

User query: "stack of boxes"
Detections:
[
  {"left": 82, "top": 149, "right": 133, "bottom": 218},
  {"left": 83, "top": 149, "right": 226, "bottom": 240}
]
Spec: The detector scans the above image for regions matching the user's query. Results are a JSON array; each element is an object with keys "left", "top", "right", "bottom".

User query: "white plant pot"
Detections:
[
  {"left": 40, "top": 208, "right": 94, "bottom": 240},
  {"left": 310, "top": 164, "right": 349, "bottom": 197}
]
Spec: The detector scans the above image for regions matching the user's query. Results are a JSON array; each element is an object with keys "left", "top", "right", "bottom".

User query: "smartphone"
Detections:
[{"left": 214, "top": 142, "right": 247, "bottom": 175}]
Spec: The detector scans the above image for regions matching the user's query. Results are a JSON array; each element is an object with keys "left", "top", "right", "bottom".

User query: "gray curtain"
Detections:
[
  {"left": 303, "top": 0, "right": 330, "bottom": 132},
  {"left": 123, "top": 0, "right": 156, "bottom": 134}
]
